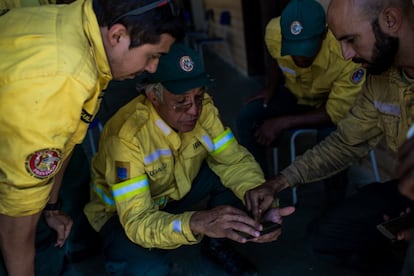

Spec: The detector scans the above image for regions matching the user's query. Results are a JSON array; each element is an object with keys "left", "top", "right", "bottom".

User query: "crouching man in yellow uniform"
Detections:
[{"left": 84, "top": 43, "right": 295, "bottom": 275}]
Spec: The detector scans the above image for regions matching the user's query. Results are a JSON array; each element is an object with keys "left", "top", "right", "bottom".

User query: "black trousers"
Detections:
[{"left": 308, "top": 179, "right": 414, "bottom": 274}]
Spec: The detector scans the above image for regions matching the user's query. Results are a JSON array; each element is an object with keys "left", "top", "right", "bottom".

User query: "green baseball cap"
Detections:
[
  {"left": 148, "top": 43, "right": 214, "bottom": 94},
  {"left": 280, "top": 0, "right": 326, "bottom": 57}
]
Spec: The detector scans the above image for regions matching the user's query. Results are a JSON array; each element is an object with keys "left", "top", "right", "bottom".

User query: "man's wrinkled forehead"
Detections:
[
  {"left": 328, "top": 0, "right": 380, "bottom": 22},
  {"left": 327, "top": 0, "right": 362, "bottom": 36}
]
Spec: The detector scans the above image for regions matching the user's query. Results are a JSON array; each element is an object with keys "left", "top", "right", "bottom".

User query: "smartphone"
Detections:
[
  {"left": 260, "top": 221, "right": 281, "bottom": 235},
  {"left": 376, "top": 212, "right": 414, "bottom": 240},
  {"left": 236, "top": 221, "right": 281, "bottom": 239}
]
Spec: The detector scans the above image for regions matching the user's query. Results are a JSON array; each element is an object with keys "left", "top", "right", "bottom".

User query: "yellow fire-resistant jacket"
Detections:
[
  {"left": 0, "top": 0, "right": 112, "bottom": 216},
  {"left": 282, "top": 68, "right": 414, "bottom": 186},
  {"left": 84, "top": 94, "right": 265, "bottom": 249},
  {"left": 0, "top": 0, "right": 56, "bottom": 9},
  {"left": 265, "top": 17, "right": 366, "bottom": 124}
]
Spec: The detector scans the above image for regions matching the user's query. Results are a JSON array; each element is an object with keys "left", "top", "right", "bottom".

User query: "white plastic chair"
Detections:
[{"left": 273, "top": 128, "right": 381, "bottom": 205}]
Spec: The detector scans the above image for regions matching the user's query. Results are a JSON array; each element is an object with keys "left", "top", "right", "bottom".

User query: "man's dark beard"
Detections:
[{"left": 352, "top": 18, "right": 399, "bottom": 75}]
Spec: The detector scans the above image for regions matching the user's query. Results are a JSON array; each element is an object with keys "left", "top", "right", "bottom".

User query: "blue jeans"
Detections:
[{"left": 99, "top": 163, "right": 242, "bottom": 275}]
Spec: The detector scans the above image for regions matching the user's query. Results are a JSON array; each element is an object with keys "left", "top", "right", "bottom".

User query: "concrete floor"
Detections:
[{"left": 61, "top": 50, "right": 374, "bottom": 276}]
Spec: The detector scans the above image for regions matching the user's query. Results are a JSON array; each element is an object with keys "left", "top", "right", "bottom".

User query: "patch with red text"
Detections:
[{"left": 25, "top": 149, "right": 62, "bottom": 179}]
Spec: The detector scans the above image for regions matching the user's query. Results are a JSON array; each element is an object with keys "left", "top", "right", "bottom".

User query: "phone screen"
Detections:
[
  {"left": 236, "top": 221, "right": 281, "bottom": 239},
  {"left": 260, "top": 221, "right": 281, "bottom": 235}
]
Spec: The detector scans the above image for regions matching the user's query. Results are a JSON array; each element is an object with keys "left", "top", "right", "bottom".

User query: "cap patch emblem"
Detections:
[
  {"left": 290, "top": 21, "right": 303, "bottom": 35},
  {"left": 25, "top": 149, "right": 62, "bottom": 179},
  {"left": 180, "top": 56, "right": 194, "bottom": 72},
  {"left": 351, "top": 69, "right": 365, "bottom": 84}
]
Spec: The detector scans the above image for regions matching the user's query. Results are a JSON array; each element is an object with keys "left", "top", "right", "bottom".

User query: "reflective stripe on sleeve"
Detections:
[
  {"left": 144, "top": 149, "right": 172, "bottom": 165},
  {"left": 112, "top": 175, "right": 149, "bottom": 202},
  {"left": 172, "top": 219, "right": 182, "bottom": 233},
  {"left": 201, "top": 134, "right": 214, "bottom": 152},
  {"left": 93, "top": 183, "right": 115, "bottom": 206},
  {"left": 212, "top": 128, "right": 236, "bottom": 154}
]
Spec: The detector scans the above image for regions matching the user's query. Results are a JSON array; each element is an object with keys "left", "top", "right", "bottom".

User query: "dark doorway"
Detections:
[{"left": 242, "top": 0, "right": 290, "bottom": 76}]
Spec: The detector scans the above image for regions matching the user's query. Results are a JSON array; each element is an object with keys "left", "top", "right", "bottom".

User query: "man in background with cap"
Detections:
[
  {"left": 237, "top": 0, "right": 365, "bottom": 203},
  {"left": 84, "top": 43, "right": 294, "bottom": 275}
]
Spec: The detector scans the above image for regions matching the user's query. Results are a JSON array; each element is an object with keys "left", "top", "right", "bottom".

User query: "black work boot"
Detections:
[{"left": 201, "top": 238, "right": 258, "bottom": 276}]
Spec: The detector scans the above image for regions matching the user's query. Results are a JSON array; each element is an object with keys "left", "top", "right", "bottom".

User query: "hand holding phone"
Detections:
[
  {"left": 260, "top": 221, "right": 282, "bottom": 235},
  {"left": 236, "top": 220, "right": 281, "bottom": 239},
  {"left": 376, "top": 212, "right": 414, "bottom": 240}
]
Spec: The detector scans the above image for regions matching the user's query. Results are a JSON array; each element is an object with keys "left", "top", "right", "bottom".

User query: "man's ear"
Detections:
[
  {"left": 106, "top": 24, "right": 128, "bottom": 47},
  {"left": 380, "top": 7, "right": 402, "bottom": 34},
  {"left": 147, "top": 91, "right": 161, "bottom": 107}
]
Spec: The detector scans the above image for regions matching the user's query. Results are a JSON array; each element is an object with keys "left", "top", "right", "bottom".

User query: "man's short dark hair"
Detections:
[{"left": 93, "top": 0, "right": 184, "bottom": 48}]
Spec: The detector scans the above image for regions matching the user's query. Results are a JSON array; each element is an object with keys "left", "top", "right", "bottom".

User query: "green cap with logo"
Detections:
[
  {"left": 148, "top": 43, "right": 214, "bottom": 94},
  {"left": 280, "top": 0, "right": 326, "bottom": 57}
]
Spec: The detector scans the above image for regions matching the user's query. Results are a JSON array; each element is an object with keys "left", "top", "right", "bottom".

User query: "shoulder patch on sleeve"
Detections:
[
  {"left": 115, "top": 161, "right": 130, "bottom": 182},
  {"left": 351, "top": 69, "right": 365, "bottom": 84},
  {"left": 25, "top": 148, "right": 62, "bottom": 179}
]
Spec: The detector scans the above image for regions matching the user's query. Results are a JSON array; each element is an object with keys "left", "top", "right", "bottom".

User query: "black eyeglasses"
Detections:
[
  {"left": 111, "top": 0, "right": 176, "bottom": 26},
  {"left": 172, "top": 93, "right": 210, "bottom": 112}
]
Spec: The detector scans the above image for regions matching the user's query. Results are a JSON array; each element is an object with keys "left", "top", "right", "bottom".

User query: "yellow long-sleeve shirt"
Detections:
[
  {"left": 265, "top": 17, "right": 366, "bottom": 124},
  {"left": 282, "top": 68, "right": 414, "bottom": 186},
  {"left": 0, "top": 0, "right": 56, "bottom": 9},
  {"left": 84, "top": 94, "right": 265, "bottom": 249}
]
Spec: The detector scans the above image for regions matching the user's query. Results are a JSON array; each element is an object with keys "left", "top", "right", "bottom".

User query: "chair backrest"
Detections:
[{"left": 219, "top": 11, "right": 231, "bottom": 25}]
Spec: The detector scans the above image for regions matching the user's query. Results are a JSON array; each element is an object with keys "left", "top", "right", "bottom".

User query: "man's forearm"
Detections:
[
  {"left": 0, "top": 213, "right": 41, "bottom": 276},
  {"left": 268, "top": 173, "right": 291, "bottom": 194}
]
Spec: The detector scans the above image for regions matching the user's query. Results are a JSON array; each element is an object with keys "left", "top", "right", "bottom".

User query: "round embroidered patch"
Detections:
[
  {"left": 25, "top": 149, "right": 62, "bottom": 179},
  {"left": 180, "top": 55, "right": 194, "bottom": 72},
  {"left": 351, "top": 69, "right": 365, "bottom": 84},
  {"left": 290, "top": 21, "right": 303, "bottom": 35}
]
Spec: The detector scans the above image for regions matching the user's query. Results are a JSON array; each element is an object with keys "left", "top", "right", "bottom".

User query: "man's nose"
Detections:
[
  {"left": 341, "top": 42, "right": 356, "bottom": 60},
  {"left": 186, "top": 99, "right": 200, "bottom": 115},
  {"left": 145, "top": 58, "right": 159, "bottom": 74}
]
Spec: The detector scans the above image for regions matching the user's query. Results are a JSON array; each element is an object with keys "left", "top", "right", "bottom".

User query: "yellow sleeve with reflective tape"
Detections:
[
  {"left": 88, "top": 133, "right": 201, "bottom": 248},
  {"left": 200, "top": 104, "right": 265, "bottom": 201}
]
